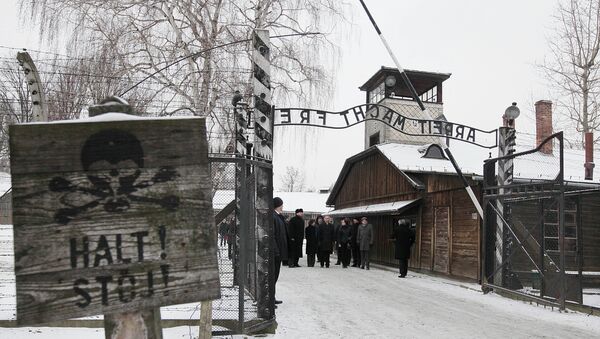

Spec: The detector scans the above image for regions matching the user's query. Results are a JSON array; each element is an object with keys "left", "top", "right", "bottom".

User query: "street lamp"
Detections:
[{"left": 503, "top": 102, "right": 520, "bottom": 128}]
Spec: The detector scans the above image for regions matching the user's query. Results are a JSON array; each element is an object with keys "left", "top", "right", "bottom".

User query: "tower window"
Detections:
[
  {"left": 369, "top": 132, "right": 380, "bottom": 147},
  {"left": 368, "top": 82, "right": 385, "bottom": 103}
]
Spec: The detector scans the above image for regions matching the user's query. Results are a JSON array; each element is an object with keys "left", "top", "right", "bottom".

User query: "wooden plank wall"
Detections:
[
  {"left": 433, "top": 207, "right": 450, "bottom": 273},
  {"left": 418, "top": 176, "right": 480, "bottom": 279},
  {"left": 368, "top": 208, "right": 420, "bottom": 268},
  {"left": 334, "top": 153, "right": 419, "bottom": 208},
  {"left": 580, "top": 193, "right": 600, "bottom": 271},
  {"left": 331, "top": 152, "right": 481, "bottom": 280},
  {"left": 450, "top": 189, "right": 480, "bottom": 279}
]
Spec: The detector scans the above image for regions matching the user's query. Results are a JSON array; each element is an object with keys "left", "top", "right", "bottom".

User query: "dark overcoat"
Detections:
[
  {"left": 338, "top": 224, "right": 352, "bottom": 246},
  {"left": 273, "top": 212, "right": 289, "bottom": 261},
  {"left": 392, "top": 224, "right": 416, "bottom": 259},
  {"left": 288, "top": 215, "right": 305, "bottom": 258},
  {"left": 350, "top": 222, "right": 359, "bottom": 246},
  {"left": 317, "top": 222, "right": 334, "bottom": 253},
  {"left": 305, "top": 224, "right": 318, "bottom": 255}
]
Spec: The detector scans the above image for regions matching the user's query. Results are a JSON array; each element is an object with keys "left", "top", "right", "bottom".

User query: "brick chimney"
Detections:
[
  {"left": 585, "top": 132, "right": 595, "bottom": 180},
  {"left": 535, "top": 100, "right": 553, "bottom": 154}
]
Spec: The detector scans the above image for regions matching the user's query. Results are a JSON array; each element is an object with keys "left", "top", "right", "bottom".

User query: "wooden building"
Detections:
[
  {"left": 325, "top": 68, "right": 600, "bottom": 284},
  {"left": 325, "top": 67, "right": 482, "bottom": 280},
  {"left": 325, "top": 143, "right": 482, "bottom": 280}
]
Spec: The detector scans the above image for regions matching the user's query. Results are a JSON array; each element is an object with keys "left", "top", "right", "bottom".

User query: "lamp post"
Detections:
[{"left": 503, "top": 102, "right": 520, "bottom": 128}]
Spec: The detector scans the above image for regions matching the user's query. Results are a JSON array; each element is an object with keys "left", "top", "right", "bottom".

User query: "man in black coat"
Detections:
[
  {"left": 272, "top": 197, "right": 288, "bottom": 305},
  {"left": 305, "top": 219, "right": 318, "bottom": 267},
  {"left": 218, "top": 221, "right": 228, "bottom": 246},
  {"left": 392, "top": 218, "right": 415, "bottom": 278},
  {"left": 350, "top": 218, "right": 361, "bottom": 267},
  {"left": 317, "top": 215, "right": 335, "bottom": 268},
  {"left": 288, "top": 208, "right": 305, "bottom": 267}
]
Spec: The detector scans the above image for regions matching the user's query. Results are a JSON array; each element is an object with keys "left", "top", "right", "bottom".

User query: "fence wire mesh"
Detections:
[
  {"left": 210, "top": 155, "right": 273, "bottom": 334},
  {"left": 482, "top": 132, "right": 600, "bottom": 309}
]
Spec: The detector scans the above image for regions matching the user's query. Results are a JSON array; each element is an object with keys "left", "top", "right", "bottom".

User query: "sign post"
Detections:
[{"left": 9, "top": 108, "right": 220, "bottom": 334}]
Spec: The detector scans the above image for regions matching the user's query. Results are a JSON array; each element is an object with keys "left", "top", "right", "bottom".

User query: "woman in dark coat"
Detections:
[
  {"left": 392, "top": 218, "right": 415, "bottom": 278},
  {"left": 305, "top": 219, "right": 318, "bottom": 267},
  {"left": 317, "top": 215, "right": 335, "bottom": 268},
  {"left": 288, "top": 208, "right": 305, "bottom": 267},
  {"left": 337, "top": 218, "right": 353, "bottom": 268}
]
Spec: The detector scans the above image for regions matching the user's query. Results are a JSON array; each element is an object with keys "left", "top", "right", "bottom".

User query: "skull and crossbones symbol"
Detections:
[{"left": 49, "top": 129, "right": 180, "bottom": 224}]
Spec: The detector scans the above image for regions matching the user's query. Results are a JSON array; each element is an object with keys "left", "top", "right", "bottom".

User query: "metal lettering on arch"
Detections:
[{"left": 274, "top": 104, "right": 498, "bottom": 148}]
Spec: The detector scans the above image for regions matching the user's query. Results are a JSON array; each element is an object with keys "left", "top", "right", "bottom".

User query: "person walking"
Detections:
[
  {"left": 305, "top": 219, "right": 318, "bottom": 267},
  {"left": 288, "top": 208, "right": 305, "bottom": 268},
  {"left": 226, "top": 219, "right": 236, "bottom": 260},
  {"left": 357, "top": 216, "right": 373, "bottom": 270},
  {"left": 272, "top": 197, "right": 288, "bottom": 306},
  {"left": 337, "top": 218, "right": 352, "bottom": 268},
  {"left": 392, "top": 218, "right": 415, "bottom": 278},
  {"left": 317, "top": 215, "right": 335, "bottom": 268},
  {"left": 218, "top": 220, "right": 228, "bottom": 246},
  {"left": 350, "top": 217, "right": 361, "bottom": 267}
]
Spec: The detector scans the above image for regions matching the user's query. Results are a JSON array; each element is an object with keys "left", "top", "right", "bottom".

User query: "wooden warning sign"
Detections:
[{"left": 9, "top": 117, "right": 220, "bottom": 325}]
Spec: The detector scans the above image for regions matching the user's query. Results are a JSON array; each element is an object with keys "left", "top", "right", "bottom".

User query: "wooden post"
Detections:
[
  {"left": 198, "top": 301, "right": 213, "bottom": 339},
  {"left": 252, "top": 29, "right": 275, "bottom": 319},
  {"left": 85, "top": 98, "right": 165, "bottom": 339}
]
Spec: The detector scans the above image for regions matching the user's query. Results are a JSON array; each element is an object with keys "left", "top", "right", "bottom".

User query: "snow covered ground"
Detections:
[
  {"left": 270, "top": 263, "right": 600, "bottom": 338},
  {"left": 2, "top": 220, "right": 600, "bottom": 338},
  {"left": 2, "top": 262, "right": 600, "bottom": 338}
]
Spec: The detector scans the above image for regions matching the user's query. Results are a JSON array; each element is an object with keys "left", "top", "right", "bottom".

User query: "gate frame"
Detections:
[{"left": 481, "top": 132, "right": 570, "bottom": 309}]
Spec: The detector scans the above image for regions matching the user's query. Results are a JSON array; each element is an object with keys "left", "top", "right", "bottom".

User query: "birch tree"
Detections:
[
  {"left": 542, "top": 0, "right": 600, "bottom": 143},
  {"left": 280, "top": 166, "right": 305, "bottom": 192},
  {"left": 20, "top": 0, "right": 349, "bottom": 150}
]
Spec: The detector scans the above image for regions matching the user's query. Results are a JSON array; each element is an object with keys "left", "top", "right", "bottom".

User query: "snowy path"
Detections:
[{"left": 272, "top": 263, "right": 600, "bottom": 338}]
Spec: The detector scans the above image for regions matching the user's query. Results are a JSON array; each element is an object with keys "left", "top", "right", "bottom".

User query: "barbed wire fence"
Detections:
[{"left": 0, "top": 46, "right": 276, "bottom": 336}]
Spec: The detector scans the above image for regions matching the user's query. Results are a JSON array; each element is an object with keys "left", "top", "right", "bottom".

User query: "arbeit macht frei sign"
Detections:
[
  {"left": 274, "top": 104, "right": 498, "bottom": 148},
  {"left": 9, "top": 117, "right": 220, "bottom": 325}
]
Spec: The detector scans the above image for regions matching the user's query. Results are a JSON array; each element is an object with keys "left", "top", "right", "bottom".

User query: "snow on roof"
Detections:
[
  {"left": 0, "top": 172, "right": 11, "bottom": 197},
  {"left": 376, "top": 137, "right": 600, "bottom": 184},
  {"left": 324, "top": 199, "right": 419, "bottom": 217},
  {"left": 213, "top": 190, "right": 331, "bottom": 213},
  {"left": 18, "top": 113, "right": 203, "bottom": 125},
  {"left": 376, "top": 142, "right": 486, "bottom": 177}
]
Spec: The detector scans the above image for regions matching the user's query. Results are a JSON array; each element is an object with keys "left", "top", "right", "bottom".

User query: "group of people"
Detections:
[
  {"left": 303, "top": 215, "right": 376, "bottom": 270},
  {"left": 271, "top": 196, "right": 417, "bottom": 305}
]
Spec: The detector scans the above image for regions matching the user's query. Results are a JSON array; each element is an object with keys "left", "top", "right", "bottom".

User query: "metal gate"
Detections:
[
  {"left": 210, "top": 154, "right": 275, "bottom": 335},
  {"left": 481, "top": 132, "right": 584, "bottom": 309}
]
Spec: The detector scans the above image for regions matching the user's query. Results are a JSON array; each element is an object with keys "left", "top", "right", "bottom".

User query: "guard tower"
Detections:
[{"left": 359, "top": 67, "right": 451, "bottom": 149}]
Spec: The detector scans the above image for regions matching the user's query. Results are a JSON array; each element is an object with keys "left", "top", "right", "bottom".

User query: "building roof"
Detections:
[
  {"left": 359, "top": 67, "right": 451, "bottom": 96},
  {"left": 213, "top": 190, "right": 331, "bottom": 214},
  {"left": 327, "top": 136, "right": 600, "bottom": 206},
  {"left": 323, "top": 199, "right": 420, "bottom": 217}
]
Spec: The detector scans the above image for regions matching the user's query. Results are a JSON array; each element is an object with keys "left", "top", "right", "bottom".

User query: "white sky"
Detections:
[
  {"left": 275, "top": 0, "right": 558, "bottom": 190},
  {"left": 0, "top": 0, "right": 559, "bottom": 190}
]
